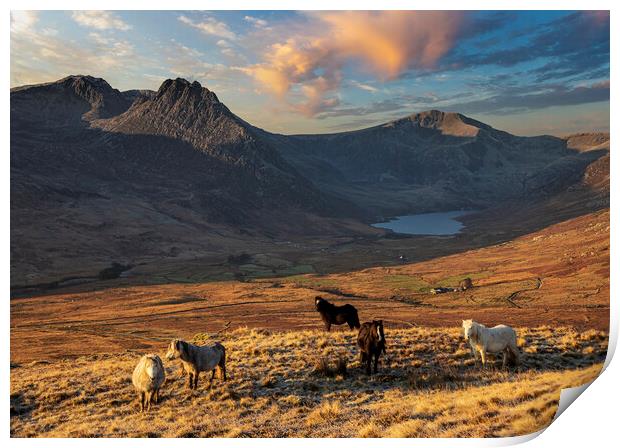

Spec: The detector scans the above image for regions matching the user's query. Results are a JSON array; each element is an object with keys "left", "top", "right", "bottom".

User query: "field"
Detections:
[{"left": 10, "top": 326, "right": 607, "bottom": 437}]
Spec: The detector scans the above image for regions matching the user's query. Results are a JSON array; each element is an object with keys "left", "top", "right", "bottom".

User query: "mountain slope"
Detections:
[{"left": 264, "top": 111, "right": 608, "bottom": 215}]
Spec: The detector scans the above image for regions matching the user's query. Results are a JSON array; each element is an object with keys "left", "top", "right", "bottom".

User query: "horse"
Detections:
[
  {"left": 315, "top": 296, "right": 361, "bottom": 332},
  {"left": 462, "top": 319, "right": 520, "bottom": 369},
  {"left": 132, "top": 354, "right": 165, "bottom": 412},
  {"left": 357, "top": 320, "right": 387, "bottom": 375},
  {"left": 165, "top": 339, "right": 226, "bottom": 390}
]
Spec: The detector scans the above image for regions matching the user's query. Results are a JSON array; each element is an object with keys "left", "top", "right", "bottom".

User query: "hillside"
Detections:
[{"left": 10, "top": 326, "right": 606, "bottom": 437}]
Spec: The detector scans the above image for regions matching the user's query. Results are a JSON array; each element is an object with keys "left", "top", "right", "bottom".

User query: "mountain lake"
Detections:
[{"left": 371, "top": 210, "right": 474, "bottom": 235}]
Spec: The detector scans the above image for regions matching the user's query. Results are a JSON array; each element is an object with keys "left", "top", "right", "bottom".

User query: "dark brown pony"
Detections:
[
  {"left": 315, "top": 296, "right": 361, "bottom": 331},
  {"left": 357, "top": 320, "right": 387, "bottom": 375}
]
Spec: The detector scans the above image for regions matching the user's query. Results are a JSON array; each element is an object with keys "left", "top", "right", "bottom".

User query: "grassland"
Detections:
[
  {"left": 9, "top": 206, "right": 609, "bottom": 437},
  {"left": 10, "top": 326, "right": 607, "bottom": 437}
]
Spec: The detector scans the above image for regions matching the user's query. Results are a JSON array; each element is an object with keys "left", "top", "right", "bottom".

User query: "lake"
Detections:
[{"left": 371, "top": 210, "right": 472, "bottom": 235}]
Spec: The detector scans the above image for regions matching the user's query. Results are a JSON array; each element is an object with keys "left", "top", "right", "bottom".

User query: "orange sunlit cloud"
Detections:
[{"left": 245, "top": 11, "right": 466, "bottom": 116}]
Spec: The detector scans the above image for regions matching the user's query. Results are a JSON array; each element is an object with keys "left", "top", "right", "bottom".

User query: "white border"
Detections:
[{"left": 3, "top": 1, "right": 617, "bottom": 446}]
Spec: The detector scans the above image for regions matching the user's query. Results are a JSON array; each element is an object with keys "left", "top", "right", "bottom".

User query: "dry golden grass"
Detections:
[{"left": 11, "top": 326, "right": 606, "bottom": 437}]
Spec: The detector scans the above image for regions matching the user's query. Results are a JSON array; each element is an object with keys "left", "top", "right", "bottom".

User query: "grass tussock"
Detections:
[
  {"left": 10, "top": 326, "right": 607, "bottom": 437},
  {"left": 312, "top": 356, "right": 348, "bottom": 378}
]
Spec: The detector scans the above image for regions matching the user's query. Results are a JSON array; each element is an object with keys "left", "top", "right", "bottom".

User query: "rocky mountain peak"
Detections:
[
  {"left": 155, "top": 78, "right": 220, "bottom": 104},
  {"left": 57, "top": 74, "right": 131, "bottom": 119},
  {"left": 10, "top": 74, "right": 131, "bottom": 125}
]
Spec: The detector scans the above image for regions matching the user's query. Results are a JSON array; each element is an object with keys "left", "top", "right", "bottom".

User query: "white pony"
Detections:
[{"left": 462, "top": 319, "right": 520, "bottom": 369}]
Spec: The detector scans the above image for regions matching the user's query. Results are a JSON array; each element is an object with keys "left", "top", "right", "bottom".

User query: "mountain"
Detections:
[
  {"left": 263, "top": 110, "right": 608, "bottom": 215},
  {"left": 10, "top": 75, "right": 609, "bottom": 286},
  {"left": 11, "top": 75, "right": 132, "bottom": 125},
  {"left": 10, "top": 76, "right": 363, "bottom": 285}
]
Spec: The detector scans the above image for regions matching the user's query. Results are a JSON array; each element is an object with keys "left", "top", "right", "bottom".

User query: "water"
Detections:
[{"left": 371, "top": 210, "right": 472, "bottom": 236}]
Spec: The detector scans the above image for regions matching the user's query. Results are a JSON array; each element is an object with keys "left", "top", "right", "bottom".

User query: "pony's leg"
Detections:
[
  {"left": 326, "top": 322, "right": 331, "bottom": 332},
  {"left": 469, "top": 342, "right": 478, "bottom": 365},
  {"left": 194, "top": 372, "right": 199, "bottom": 390},
  {"left": 187, "top": 372, "right": 194, "bottom": 390},
  {"left": 373, "top": 353, "right": 379, "bottom": 374},
  {"left": 502, "top": 350, "right": 508, "bottom": 369},
  {"left": 140, "top": 391, "right": 145, "bottom": 412},
  {"left": 513, "top": 344, "right": 520, "bottom": 365},
  {"left": 480, "top": 350, "right": 487, "bottom": 368},
  {"left": 366, "top": 355, "right": 372, "bottom": 375},
  {"left": 145, "top": 391, "right": 152, "bottom": 412}
]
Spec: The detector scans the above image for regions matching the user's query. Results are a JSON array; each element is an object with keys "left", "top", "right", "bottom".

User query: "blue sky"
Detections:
[{"left": 10, "top": 10, "right": 610, "bottom": 136}]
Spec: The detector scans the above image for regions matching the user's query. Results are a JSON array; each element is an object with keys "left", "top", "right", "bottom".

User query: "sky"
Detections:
[{"left": 10, "top": 10, "right": 610, "bottom": 136}]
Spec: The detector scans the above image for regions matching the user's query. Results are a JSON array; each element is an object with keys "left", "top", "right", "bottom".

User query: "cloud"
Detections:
[
  {"left": 160, "top": 41, "right": 246, "bottom": 90},
  {"left": 349, "top": 80, "right": 379, "bottom": 93},
  {"left": 243, "top": 11, "right": 466, "bottom": 116},
  {"left": 10, "top": 11, "right": 39, "bottom": 34},
  {"left": 316, "top": 98, "right": 406, "bottom": 119},
  {"left": 71, "top": 11, "right": 131, "bottom": 31},
  {"left": 10, "top": 17, "right": 148, "bottom": 88},
  {"left": 447, "top": 11, "right": 609, "bottom": 78},
  {"left": 448, "top": 80, "right": 610, "bottom": 116},
  {"left": 244, "top": 15, "right": 269, "bottom": 29},
  {"left": 178, "top": 15, "right": 236, "bottom": 40}
]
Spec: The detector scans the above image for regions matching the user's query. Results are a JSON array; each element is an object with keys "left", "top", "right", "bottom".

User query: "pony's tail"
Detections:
[{"left": 217, "top": 344, "right": 227, "bottom": 381}]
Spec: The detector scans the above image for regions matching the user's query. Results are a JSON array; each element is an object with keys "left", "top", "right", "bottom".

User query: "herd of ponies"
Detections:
[{"left": 132, "top": 295, "right": 520, "bottom": 412}]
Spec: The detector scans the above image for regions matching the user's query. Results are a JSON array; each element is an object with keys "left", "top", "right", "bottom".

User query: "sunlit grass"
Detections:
[{"left": 11, "top": 326, "right": 606, "bottom": 437}]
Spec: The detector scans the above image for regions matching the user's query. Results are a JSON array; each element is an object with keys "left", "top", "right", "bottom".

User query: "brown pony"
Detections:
[
  {"left": 357, "top": 320, "right": 387, "bottom": 375},
  {"left": 315, "top": 296, "right": 361, "bottom": 331}
]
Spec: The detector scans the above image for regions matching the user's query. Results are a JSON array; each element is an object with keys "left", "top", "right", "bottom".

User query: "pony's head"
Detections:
[
  {"left": 166, "top": 339, "right": 188, "bottom": 361},
  {"left": 462, "top": 319, "right": 477, "bottom": 341},
  {"left": 370, "top": 320, "right": 385, "bottom": 350},
  {"left": 372, "top": 320, "right": 385, "bottom": 341},
  {"left": 315, "top": 296, "right": 326, "bottom": 311}
]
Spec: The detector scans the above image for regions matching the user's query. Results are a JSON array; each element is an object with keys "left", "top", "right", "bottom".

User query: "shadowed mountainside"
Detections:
[
  {"left": 11, "top": 76, "right": 368, "bottom": 285},
  {"left": 262, "top": 111, "right": 608, "bottom": 215}
]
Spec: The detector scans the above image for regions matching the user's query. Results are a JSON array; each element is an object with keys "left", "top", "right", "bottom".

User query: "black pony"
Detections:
[
  {"left": 315, "top": 296, "right": 361, "bottom": 332},
  {"left": 357, "top": 320, "right": 387, "bottom": 375}
]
